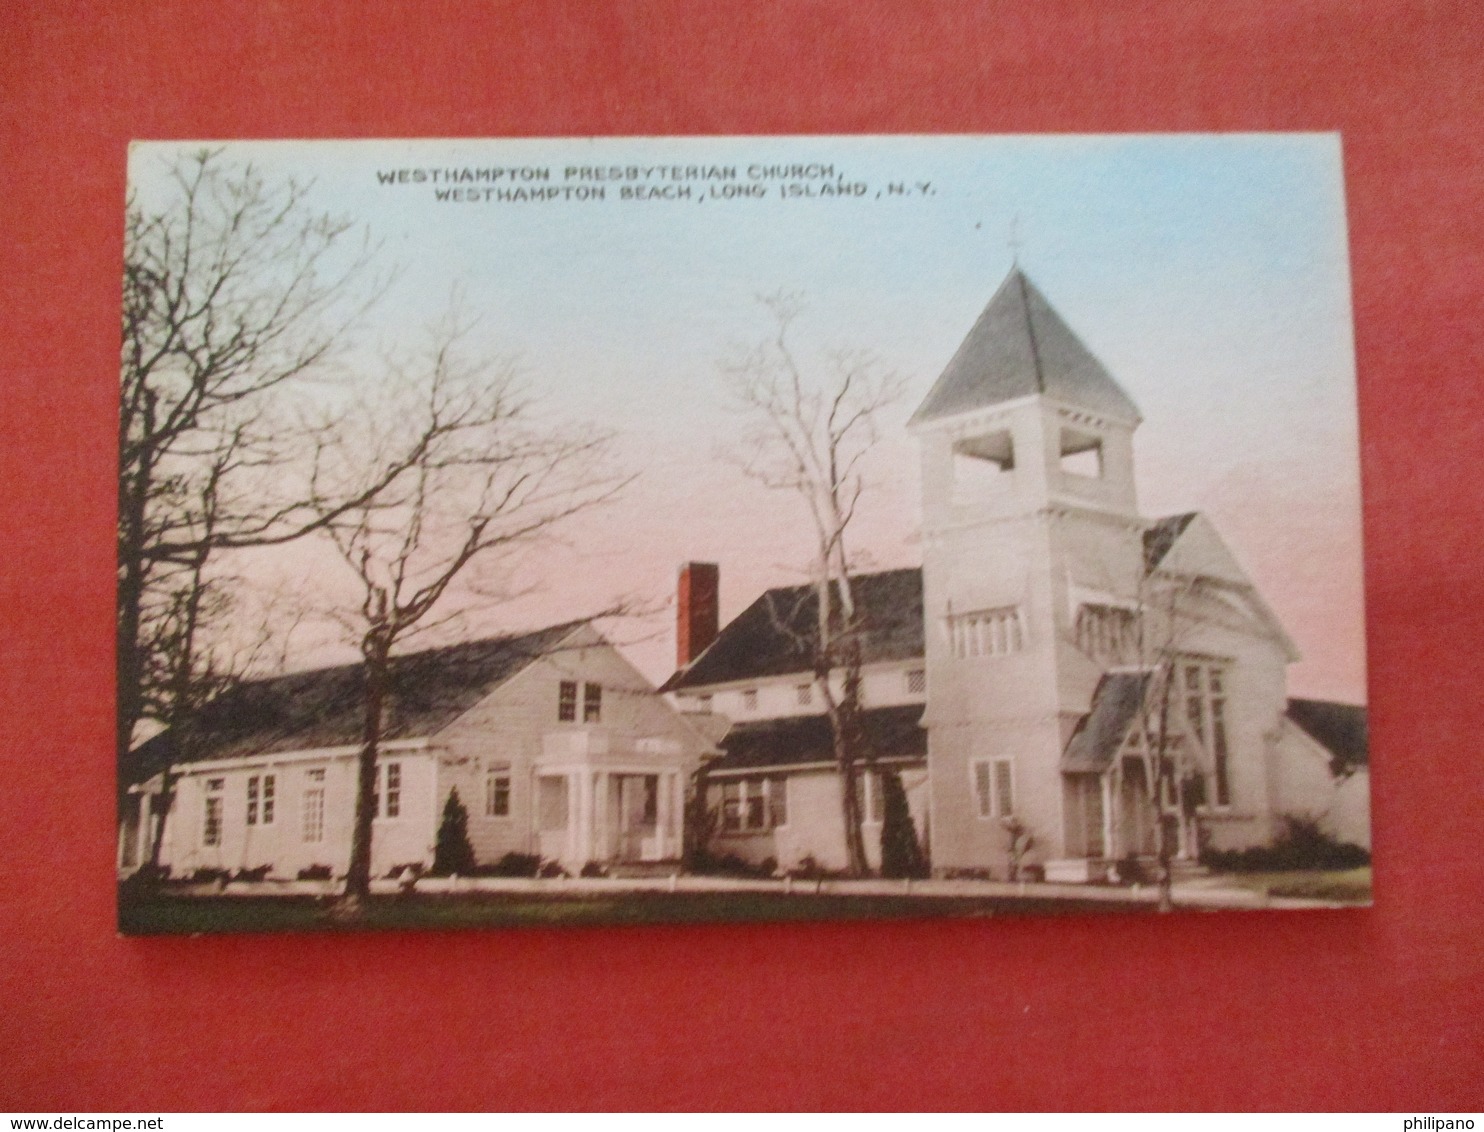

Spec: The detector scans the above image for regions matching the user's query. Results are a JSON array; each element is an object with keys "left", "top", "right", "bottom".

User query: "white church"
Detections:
[
  {"left": 119, "top": 267, "right": 1368, "bottom": 886},
  {"left": 664, "top": 267, "right": 1369, "bottom": 880}
]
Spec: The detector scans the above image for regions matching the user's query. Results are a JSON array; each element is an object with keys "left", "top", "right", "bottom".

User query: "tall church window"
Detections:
[
  {"left": 1181, "top": 660, "right": 1232, "bottom": 807},
  {"left": 558, "top": 680, "right": 578, "bottom": 722},
  {"left": 948, "top": 607, "right": 1024, "bottom": 659}
]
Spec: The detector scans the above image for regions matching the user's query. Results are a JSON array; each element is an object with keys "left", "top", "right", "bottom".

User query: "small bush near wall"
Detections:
[
  {"left": 297, "top": 864, "right": 333, "bottom": 881},
  {"left": 1200, "top": 815, "right": 1370, "bottom": 872},
  {"left": 232, "top": 864, "right": 272, "bottom": 883},
  {"left": 187, "top": 867, "right": 231, "bottom": 885},
  {"left": 690, "top": 850, "right": 776, "bottom": 879},
  {"left": 455, "top": 853, "right": 541, "bottom": 877}
]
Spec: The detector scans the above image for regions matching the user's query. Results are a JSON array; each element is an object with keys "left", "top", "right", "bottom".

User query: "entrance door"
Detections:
[
  {"left": 615, "top": 774, "right": 659, "bottom": 861},
  {"left": 536, "top": 774, "right": 570, "bottom": 861}
]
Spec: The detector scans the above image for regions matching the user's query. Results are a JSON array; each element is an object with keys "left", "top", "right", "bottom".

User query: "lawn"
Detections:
[
  {"left": 118, "top": 887, "right": 1151, "bottom": 935},
  {"left": 1214, "top": 867, "right": 1372, "bottom": 904}
]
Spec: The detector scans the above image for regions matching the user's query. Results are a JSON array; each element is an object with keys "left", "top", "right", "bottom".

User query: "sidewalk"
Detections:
[{"left": 153, "top": 871, "right": 1351, "bottom": 910}]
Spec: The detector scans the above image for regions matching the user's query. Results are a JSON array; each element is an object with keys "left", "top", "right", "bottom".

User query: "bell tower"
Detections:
[{"left": 910, "top": 267, "right": 1146, "bottom": 873}]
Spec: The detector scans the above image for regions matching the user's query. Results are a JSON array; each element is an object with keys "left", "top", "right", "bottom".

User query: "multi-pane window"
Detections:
[
  {"left": 371, "top": 762, "right": 402, "bottom": 818},
  {"left": 485, "top": 767, "right": 511, "bottom": 818},
  {"left": 1181, "top": 660, "right": 1232, "bottom": 806},
  {"left": 948, "top": 607, "right": 1024, "bottom": 659},
  {"left": 559, "top": 680, "right": 602, "bottom": 722},
  {"left": 906, "top": 668, "right": 927, "bottom": 695},
  {"left": 202, "top": 778, "right": 224, "bottom": 847},
  {"left": 246, "top": 774, "right": 276, "bottom": 826},
  {"left": 796, "top": 683, "right": 813, "bottom": 707},
  {"left": 719, "top": 777, "right": 787, "bottom": 833},
  {"left": 303, "top": 768, "right": 325, "bottom": 843},
  {"left": 972, "top": 758, "right": 1015, "bottom": 819},
  {"left": 1075, "top": 604, "right": 1139, "bottom": 662},
  {"left": 741, "top": 688, "right": 759, "bottom": 712}
]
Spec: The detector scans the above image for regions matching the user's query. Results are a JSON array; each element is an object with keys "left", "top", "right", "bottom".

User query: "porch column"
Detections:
[
  {"left": 592, "top": 772, "right": 608, "bottom": 863},
  {"left": 656, "top": 772, "right": 674, "bottom": 860},
  {"left": 573, "top": 770, "right": 593, "bottom": 865},
  {"left": 1100, "top": 773, "right": 1116, "bottom": 861}
]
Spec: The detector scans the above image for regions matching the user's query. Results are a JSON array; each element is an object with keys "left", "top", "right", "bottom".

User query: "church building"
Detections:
[{"left": 666, "top": 268, "right": 1368, "bottom": 879}]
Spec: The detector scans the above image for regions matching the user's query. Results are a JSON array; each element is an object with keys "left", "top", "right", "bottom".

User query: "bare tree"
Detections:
[
  {"left": 118, "top": 148, "right": 386, "bottom": 766},
  {"left": 722, "top": 294, "right": 903, "bottom": 877},
  {"left": 313, "top": 316, "right": 631, "bottom": 909},
  {"left": 1125, "top": 573, "right": 1214, "bottom": 912}
]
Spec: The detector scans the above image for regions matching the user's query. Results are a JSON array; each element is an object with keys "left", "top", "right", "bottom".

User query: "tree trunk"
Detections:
[{"left": 340, "top": 635, "right": 390, "bottom": 906}]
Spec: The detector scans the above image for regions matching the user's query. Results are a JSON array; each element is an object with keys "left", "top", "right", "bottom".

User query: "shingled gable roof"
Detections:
[
  {"left": 1286, "top": 698, "right": 1368, "bottom": 774},
  {"left": 124, "top": 621, "right": 587, "bottom": 780},
  {"left": 1143, "top": 512, "right": 1199, "bottom": 573},
  {"left": 1061, "top": 670, "right": 1153, "bottom": 772},
  {"left": 662, "top": 568, "right": 924, "bottom": 692},
  {"left": 707, "top": 704, "right": 926, "bottom": 774},
  {"left": 909, "top": 267, "right": 1141, "bottom": 426}
]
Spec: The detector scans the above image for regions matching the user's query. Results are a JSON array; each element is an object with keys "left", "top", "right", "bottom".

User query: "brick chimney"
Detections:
[{"left": 676, "top": 562, "right": 720, "bottom": 668}]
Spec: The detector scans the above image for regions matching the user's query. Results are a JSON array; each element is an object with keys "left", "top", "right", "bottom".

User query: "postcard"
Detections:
[{"left": 116, "top": 135, "right": 1369, "bottom": 932}]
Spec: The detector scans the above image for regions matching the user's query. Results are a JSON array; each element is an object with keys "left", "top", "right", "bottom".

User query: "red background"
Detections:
[{"left": 3, "top": 0, "right": 1482, "bottom": 1111}]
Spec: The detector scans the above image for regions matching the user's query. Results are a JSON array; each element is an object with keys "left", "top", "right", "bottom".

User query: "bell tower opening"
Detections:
[
  {"left": 1059, "top": 426, "right": 1104, "bottom": 479},
  {"left": 952, "top": 429, "right": 1014, "bottom": 502}
]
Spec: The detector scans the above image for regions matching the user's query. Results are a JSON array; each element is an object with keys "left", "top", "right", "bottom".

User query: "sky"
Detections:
[{"left": 129, "top": 135, "right": 1367, "bottom": 702}]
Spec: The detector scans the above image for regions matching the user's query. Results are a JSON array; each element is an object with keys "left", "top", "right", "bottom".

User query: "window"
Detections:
[
  {"left": 246, "top": 774, "right": 276, "bottom": 826},
  {"left": 742, "top": 688, "right": 758, "bottom": 712},
  {"left": 372, "top": 761, "right": 401, "bottom": 818},
  {"left": 558, "top": 680, "right": 578, "bottom": 722},
  {"left": 796, "top": 683, "right": 813, "bottom": 707},
  {"left": 948, "top": 607, "right": 1024, "bottom": 659},
  {"left": 1075, "top": 604, "right": 1139, "bottom": 662},
  {"left": 302, "top": 779, "right": 325, "bottom": 844},
  {"left": 719, "top": 777, "right": 786, "bottom": 833},
  {"left": 1181, "top": 660, "right": 1232, "bottom": 806},
  {"left": 202, "top": 779, "right": 224, "bottom": 847},
  {"left": 485, "top": 767, "right": 511, "bottom": 817},
  {"left": 972, "top": 758, "right": 1015, "bottom": 819},
  {"left": 906, "top": 668, "right": 926, "bottom": 695},
  {"left": 583, "top": 682, "right": 602, "bottom": 723}
]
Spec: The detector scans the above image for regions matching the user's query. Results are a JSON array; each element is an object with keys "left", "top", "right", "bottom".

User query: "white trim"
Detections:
[{"left": 171, "top": 739, "right": 432, "bottom": 776}]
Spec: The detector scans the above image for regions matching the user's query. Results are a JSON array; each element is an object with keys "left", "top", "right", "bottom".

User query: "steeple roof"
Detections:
[{"left": 910, "top": 268, "right": 1141, "bottom": 426}]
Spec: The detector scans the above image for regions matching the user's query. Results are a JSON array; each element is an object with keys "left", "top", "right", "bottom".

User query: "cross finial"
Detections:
[{"left": 1008, "top": 215, "right": 1024, "bottom": 265}]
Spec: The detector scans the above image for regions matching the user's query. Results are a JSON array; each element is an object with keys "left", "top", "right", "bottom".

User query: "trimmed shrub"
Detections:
[
  {"left": 880, "top": 770, "right": 929, "bottom": 879},
  {"left": 536, "top": 859, "right": 569, "bottom": 879},
  {"left": 430, "top": 788, "right": 476, "bottom": 877},
  {"left": 297, "top": 864, "right": 333, "bottom": 881},
  {"left": 187, "top": 866, "right": 231, "bottom": 885},
  {"left": 689, "top": 850, "right": 775, "bottom": 879},
  {"left": 1200, "top": 815, "right": 1370, "bottom": 872},
  {"left": 233, "top": 864, "right": 272, "bottom": 883}
]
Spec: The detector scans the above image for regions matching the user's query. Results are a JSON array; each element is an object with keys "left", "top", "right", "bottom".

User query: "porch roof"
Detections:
[
  {"left": 706, "top": 704, "right": 926, "bottom": 774},
  {"left": 1061, "top": 671, "right": 1152, "bottom": 773}
]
